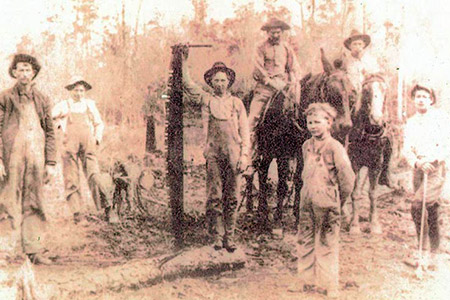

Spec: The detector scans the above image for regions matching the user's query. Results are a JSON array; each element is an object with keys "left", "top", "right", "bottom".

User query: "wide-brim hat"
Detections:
[
  {"left": 410, "top": 83, "right": 436, "bottom": 105},
  {"left": 261, "top": 18, "right": 291, "bottom": 31},
  {"left": 9, "top": 54, "right": 41, "bottom": 79},
  {"left": 204, "top": 62, "right": 236, "bottom": 88},
  {"left": 65, "top": 75, "right": 92, "bottom": 91},
  {"left": 344, "top": 29, "right": 371, "bottom": 50}
]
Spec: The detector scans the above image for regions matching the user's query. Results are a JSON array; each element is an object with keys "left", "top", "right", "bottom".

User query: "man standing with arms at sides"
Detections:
[
  {"left": 52, "top": 76, "right": 116, "bottom": 224},
  {"left": 0, "top": 54, "right": 56, "bottom": 265},
  {"left": 248, "top": 17, "right": 301, "bottom": 169}
]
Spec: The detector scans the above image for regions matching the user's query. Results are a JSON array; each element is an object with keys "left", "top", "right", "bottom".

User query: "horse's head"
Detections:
[
  {"left": 357, "top": 74, "right": 387, "bottom": 128},
  {"left": 321, "top": 49, "right": 356, "bottom": 132}
]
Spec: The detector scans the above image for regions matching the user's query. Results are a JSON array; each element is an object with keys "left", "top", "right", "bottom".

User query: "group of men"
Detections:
[
  {"left": 181, "top": 17, "right": 378, "bottom": 253},
  {"left": 0, "top": 54, "right": 112, "bottom": 265},
  {"left": 181, "top": 17, "right": 450, "bottom": 297}
]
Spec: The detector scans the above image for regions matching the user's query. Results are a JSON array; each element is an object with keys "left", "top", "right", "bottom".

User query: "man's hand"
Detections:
[
  {"left": 416, "top": 160, "right": 436, "bottom": 173},
  {"left": 268, "top": 78, "right": 286, "bottom": 91},
  {"left": 237, "top": 155, "right": 249, "bottom": 174},
  {"left": 45, "top": 165, "right": 57, "bottom": 183},
  {"left": 0, "top": 161, "right": 6, "bottom": 181}
]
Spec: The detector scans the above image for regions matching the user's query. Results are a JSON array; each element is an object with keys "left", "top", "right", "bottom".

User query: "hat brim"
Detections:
[
  {"left": 344, "top": 34, "right": 371, "bottom": 50},
  {"left": 204, "top": 67, "right": 236, "bottom": 88},
  {"left": 65, "top": 80, "right": 92, "bottom": 91},
  {"left": 261, "top": 23, "right": 291, "bottom": 31}
]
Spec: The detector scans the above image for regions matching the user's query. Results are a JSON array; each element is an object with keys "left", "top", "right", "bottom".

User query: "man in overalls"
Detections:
[
  {"left": 0, "top": 54, "right": 57, "bottom": 265},
  {"left": 248, "top": 17, "right": 301, "bottom": 168},
  {"left": 181, "top": 52, "right": 250, "bottom": 252},
  {"left": 52, "top": 76, "right": 116, "bottom": 223}
]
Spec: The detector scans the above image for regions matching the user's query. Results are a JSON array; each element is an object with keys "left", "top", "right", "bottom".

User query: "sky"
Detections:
[{"left": 1, "top": 0, "right": 450, "bottom": 103}]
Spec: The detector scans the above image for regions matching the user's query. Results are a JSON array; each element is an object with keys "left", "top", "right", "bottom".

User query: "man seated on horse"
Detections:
[
  {"left": 181, "top": 49, "right": 250, "bottom": 253},
  {"left": 342, "top": 30, "right": 380, "bottom": 100},
  {"left": 403, "top": 83, "right": 450, "bottom": 268},
  {"left": 248, "top": 17, "right": 301, "bottom": 169},
  {"left": 342, "top": 30, "right": 395, "bottom": 188}
]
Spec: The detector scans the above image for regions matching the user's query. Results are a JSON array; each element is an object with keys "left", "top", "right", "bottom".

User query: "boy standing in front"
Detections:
[
  {"left": 296, "top": 103, "right": 355, "bottom": 298},
  {"left": 403, "top": 83, "right": 450, "bottom": 268}
]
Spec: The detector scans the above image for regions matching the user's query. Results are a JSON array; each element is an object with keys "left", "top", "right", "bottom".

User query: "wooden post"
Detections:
[
  {"left": 145, "top": 115, "right": 156, "bottom": 153},
  {"left": 167, "top": 45, "right": 185, "bottom": 247}
]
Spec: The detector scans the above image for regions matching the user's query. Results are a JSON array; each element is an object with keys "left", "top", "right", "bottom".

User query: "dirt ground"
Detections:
[{"left": 2, "top": 125, "right": 450, "bottom": 300}]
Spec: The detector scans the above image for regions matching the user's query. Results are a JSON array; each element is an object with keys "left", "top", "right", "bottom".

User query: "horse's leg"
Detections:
[
  {"left": 245, "top": 174, "right": 255, "bottom": 213},
  {"left": 257, "top": 156, "right": 272, "bottom": 233},
  {"left": 274, "top": 157, "right": 289, "bottom": 228},
  {"left": 293, "top": 152, "right": 304, "bottom": 230},
  {"left": 368, "top": 168, "right": 382, "bottom": 234},
  {"left": 349, "top": 167, "right": 367, "bottom": 234}
]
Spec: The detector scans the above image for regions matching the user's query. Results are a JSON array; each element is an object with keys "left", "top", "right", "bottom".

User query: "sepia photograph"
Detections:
[{"left": 0, "top": 0, "right": 450, "bottom": 299}]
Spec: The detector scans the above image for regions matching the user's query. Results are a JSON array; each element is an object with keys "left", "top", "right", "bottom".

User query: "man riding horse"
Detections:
[
  {"left": 248, "top": 18, "right": 301, "bottom": 172},
  {"left": 342, "top": 30, "right": 395, "bottom": 189}
]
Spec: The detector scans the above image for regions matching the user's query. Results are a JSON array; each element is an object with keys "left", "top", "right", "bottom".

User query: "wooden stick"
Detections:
[{"left": 416, "top": 172, "right": 428, "bottom": 277}]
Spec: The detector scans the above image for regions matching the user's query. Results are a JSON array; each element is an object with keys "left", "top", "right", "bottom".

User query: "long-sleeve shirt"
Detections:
[
  {"left": 343, "top": 53, "right": 380, "bottom": 92},
  {"left": 52, "top": 98, "right": 104, "bottom": 143},
  {"left": 0, "top": 83, "right": 56, "bottom": 166},
  {"left": 301, "top": 136, "right": 355, "bottom": 206},
  {"left": 253, "top": 40, "right": 301, "bottom": 85},
  {"left": 403, "top": 108, "right": 450, "bottom": 168},
  {"left": 182, "top": 68, "right": 250, "bottom": 158}
]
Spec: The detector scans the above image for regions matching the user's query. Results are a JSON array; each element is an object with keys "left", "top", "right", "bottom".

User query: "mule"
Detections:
[
  {"left": 292, "top": 50, "right": 356, "bottom": 227},
  {"left": 346, "top": 74, "right": 392, "bottom": 234}
]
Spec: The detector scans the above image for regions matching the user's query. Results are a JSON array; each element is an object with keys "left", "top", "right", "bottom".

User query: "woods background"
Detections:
[{"left": 0, "top": 0, "right": 448, "bottom": 162}]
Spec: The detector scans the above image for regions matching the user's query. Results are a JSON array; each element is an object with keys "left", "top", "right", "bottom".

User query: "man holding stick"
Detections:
[{"left": 403, "top": 83, "right": 450, "bottom": 270}]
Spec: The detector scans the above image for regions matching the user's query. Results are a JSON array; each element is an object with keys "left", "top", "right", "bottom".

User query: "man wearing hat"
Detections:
[
  {"left": 403, "top": 82, "right": 450, "bottom": 269},
  {"left": 181, "top": 50, "right": 249, "bottom": 253},
  {"left": 52, "top": 76, "right": 116, "bottom": 224},
  {"left": 249, "top": 17, "right": 301, "bottom": 167},
  {"left": 0, "top": 54, "right": 57, "bottom": 265},
  {"left": 342, "top": 29, "right": 380, "bottom": 95}
]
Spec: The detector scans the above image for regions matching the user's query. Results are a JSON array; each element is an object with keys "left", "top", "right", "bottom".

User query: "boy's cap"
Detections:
[{"left": 305, "top": 102, "right": 337, "bottom": 120}]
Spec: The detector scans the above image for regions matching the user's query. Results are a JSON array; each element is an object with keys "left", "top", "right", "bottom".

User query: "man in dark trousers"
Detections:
[{"left": 0, "top": 54, "right": 56, "bottom": 265}]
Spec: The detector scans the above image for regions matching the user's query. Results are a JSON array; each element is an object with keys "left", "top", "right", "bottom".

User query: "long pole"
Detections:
[
  {"left": 167, "top": 45, "right": 185, "bottom": 247},
  {"left": 167, "top": 44, "right": 212, "bottom": 248},
  {"left": 416, "top": 172, "right": 428, "bottom": 278}
]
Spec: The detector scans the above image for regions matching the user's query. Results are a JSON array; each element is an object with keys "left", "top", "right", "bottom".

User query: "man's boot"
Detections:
[
  {"left": 223, "top": 235, "right": 237, "bottom": 253},
  {"left": 27, "top": 253, "right": 52, "bottom": 265}
]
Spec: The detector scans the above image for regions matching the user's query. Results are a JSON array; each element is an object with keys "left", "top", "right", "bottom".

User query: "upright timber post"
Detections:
[
  {"left": 167, "top": 44, "right": 212, "bottom": 247},
  {"left": 167, "top": 45, "right": 185, "bottom": 247}
]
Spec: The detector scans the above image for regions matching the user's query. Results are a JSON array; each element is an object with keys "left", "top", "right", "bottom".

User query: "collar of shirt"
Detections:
[{"left": 15, "top": 83, "right": 35, "bottom": 98}]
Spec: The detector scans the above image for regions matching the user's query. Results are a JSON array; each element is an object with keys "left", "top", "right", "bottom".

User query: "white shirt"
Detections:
[
  {"left": 402, "top": 108, "right": 450, "bottom": 168},
  {"left": 52, "top": 98, "right": 104, "bottom": 143},
  {"left": 344, "top": 53, "right": 380, "bottom": 92}
]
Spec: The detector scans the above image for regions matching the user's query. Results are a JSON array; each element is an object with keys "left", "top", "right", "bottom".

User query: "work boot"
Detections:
[
  {"left": 223, "top": 236, "right": 237, "bottom": 253},
  {"left": 73, "top": 212, "right": 82, "bottom": 224},
  {"left": 212, "top": 236, "right": 222, "bottom": 251},
  {"left": 27, "top": 253, "right": 52, "bottom": 266},
  {"left": 105, "top": 206, "right": 120, "bottom": 224}
]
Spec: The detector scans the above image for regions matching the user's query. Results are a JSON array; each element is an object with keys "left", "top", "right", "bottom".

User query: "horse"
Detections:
[
  {"left": 292, "top": 49, "right": 357, "bottom": 227},
  {"left": 245, "top": 48, "right": 356, "bottom": 233},
  {"left": 248, "top": 84, "right": 307, "bottom": 233},
  {"left": 346, "top": 74, "right": 392, "bottom": 234}
]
